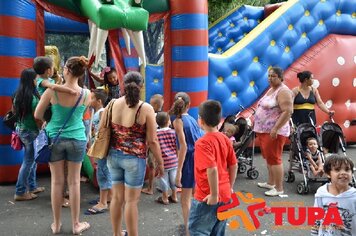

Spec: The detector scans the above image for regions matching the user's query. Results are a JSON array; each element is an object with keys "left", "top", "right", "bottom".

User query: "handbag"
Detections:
[
  {"left": 11, "top": 131, "right": 23, "bottom": 150},
  {"left": 34, "top": 89, "right": 84, "bottom": 164},
  {"left": 3, "top": 110, "right": 17, "bottom": 130},
  {"left": 87, "top": 99, "right": 115, "bottom": 159}
]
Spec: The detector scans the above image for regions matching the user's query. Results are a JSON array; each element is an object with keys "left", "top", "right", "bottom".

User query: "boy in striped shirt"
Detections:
[{"left": 155, "top": 112, "right": 179, "bottom": 205}]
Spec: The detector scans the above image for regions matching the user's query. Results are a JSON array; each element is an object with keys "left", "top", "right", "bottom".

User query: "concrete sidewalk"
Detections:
[{"left": 1, "top": 146, "right": 355, "bottom": 236}]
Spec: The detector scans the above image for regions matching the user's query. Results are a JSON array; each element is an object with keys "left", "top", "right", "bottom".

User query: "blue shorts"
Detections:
[
  {"left": 96, "top": 158, "right": 112, "bottom": 190},
  {"left": 50, "top": 138, "right": 87, "bottom": 163},
  {"left": 107, "top": 148, "right": 146, "bottom": 188},
  {"left": 181, "top": 151, "right": 195, "bottom": 188},
  {"left": 189, "top": 199, "right": 227, "bottom": 236}
]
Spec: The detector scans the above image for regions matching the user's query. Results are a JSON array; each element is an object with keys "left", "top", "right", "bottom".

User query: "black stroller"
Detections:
[
  {"left": 320, "top": 119, "right": 356, "bottom": 187},
  {"left": 220, "top": 107, "right": 259, "bottom": 179},
  {"left": 285, "top": 121, "right": 328, "bottom": 194}
]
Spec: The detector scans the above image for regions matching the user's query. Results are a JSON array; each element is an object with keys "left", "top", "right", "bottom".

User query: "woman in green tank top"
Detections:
[{"left": 34, "top": 56, "right": 91, "bottom": 235}]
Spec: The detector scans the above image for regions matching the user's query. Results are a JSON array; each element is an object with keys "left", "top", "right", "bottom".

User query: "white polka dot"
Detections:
[
  {"left": 312, "top": 80, "right": 320, "bottom": 88},
  {"left": 337, "top": 56, "right": 345, "bottom": 65},
  {"left": 325, "top": 100, "right": 333, "bottom": 109},
  {"left": 344, "top": 120, "right": 350, "bottom": 128},
  {"left": 332, "top": 77, "right": 340, "bottom": 87},
  {"left": 354, "top": 78, "right": 356, "bottom": 87},
  {"left": 345, "top": 99, "right": 351, "bottom": 108}
]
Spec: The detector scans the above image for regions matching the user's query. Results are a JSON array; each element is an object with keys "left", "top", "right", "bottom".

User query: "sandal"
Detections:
[
  {"left": 155, "top": 196, "right": 169, "bottom": 205},
  {"left": 122, "top": 230, "right": 128, "bottom": 236},
  {"left": 168, "top": 196, "right": 178, "bottom": 203},
  {"left": 62, "top": 198, "right": 70, "bottom": 208},
  {"left": 14, "top": 192, "right": 38, "bottom": 201},
  {"left": 73, "top": 221, "right": 90, "bottom": 235},
  {"left": 51, "top": 223, "right": 62, "bottom": 234},
  {"left": 84, "top": 206, "right": 108, "bottom": 215},
  {"left": 141, "top": 188, "right": 153, "bottom": 195}
]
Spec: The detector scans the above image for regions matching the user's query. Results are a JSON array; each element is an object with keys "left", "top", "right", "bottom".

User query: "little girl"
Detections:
[
  {"left": 170, "top": 92, "right": 203, "bottom": 236},
  {"left": 90, "top": 67, "right": 120, "bottom": 105}
]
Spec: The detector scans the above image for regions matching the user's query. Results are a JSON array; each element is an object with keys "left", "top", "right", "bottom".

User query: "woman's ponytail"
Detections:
[{"left": 123, "top": 71, "right": 143, "bottom": 108}]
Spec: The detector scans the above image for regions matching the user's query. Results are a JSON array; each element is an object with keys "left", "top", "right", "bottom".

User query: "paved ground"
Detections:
[{"left": 0, "top": 146, "right": 355, "bottom": 236}]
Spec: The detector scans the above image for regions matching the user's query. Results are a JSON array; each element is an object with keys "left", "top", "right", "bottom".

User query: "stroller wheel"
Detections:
[
  {"left": 284, "top": 172, "right": 295, "bottom": 183},
  {"left": 247, "top": 169, "right": 259, "bottom": 179},
  {"left": 297, "top": 182, "right": 309, "bottom": 194},
  {"left": 238, "top": 164, "right": 247, "bottom": 174}
]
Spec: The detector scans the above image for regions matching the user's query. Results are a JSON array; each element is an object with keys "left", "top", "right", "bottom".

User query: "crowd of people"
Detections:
[{"left": 9, "top": 58, "right": 355, "bottom": 236}]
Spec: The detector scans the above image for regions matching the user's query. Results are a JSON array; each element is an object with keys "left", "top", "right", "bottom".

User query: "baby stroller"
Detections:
[
  {"left": 320, "top": 118, "right": 356, "bottom": 187},
  {"left": 220, "top": 106, "right": 259, "bottom": 179},
  {"left": 285, "top": 121, "right": 328, "bottom": 194}
]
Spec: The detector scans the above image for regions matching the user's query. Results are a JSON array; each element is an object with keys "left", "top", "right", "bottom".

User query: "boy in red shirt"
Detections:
[{"left": 189, "top": 100, "right": 238, "bottom": 235}]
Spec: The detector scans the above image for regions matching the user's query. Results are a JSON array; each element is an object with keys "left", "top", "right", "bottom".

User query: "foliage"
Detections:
[
  {"left": 45, "top": 34, "right": 89, "bottom": 66},
  {"left": 208, "top": 0, "right": 271, "bottom": 24},
  {"left": 143, "top": 20, "right": 164, "bottom": 64}
]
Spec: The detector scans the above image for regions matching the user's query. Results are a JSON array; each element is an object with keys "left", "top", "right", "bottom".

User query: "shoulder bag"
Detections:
[
  {"left": 34, "top": 89, "right": 84, "bottom": 164},
  {"left": 87, "top": 99, "right": 115, "bottom": 159}
]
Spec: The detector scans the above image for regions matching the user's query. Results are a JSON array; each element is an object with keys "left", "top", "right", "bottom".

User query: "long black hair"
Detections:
[{"left": 13, "top": 68, "right": 37, "bottom": 120}]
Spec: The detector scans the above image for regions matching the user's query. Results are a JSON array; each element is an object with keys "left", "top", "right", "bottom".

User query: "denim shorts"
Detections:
[
  {"left": 107, "top": 148, "right": 146, "bottom": 188},
  {"left": 50, "top": 138, "right": 87, "bottom": 163},
  {"left": 96, "top": 158, "right": 112, "bottom": 190},
  {"left": 189, "top": 198, "right": 227, "bottom": 236}
]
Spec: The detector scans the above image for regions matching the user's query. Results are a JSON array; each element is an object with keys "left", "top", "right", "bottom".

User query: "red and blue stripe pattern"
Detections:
[
  {"left": 169, "top": 0, "right": 209, "bottom": 118},
  {"left": 0, "top": 0, "right": 37, "bottom": 182}
]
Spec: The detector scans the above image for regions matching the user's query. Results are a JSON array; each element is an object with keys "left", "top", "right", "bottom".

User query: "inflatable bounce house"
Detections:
[{"left": 1, "top": 0, "right": 355, "bottom": 183}]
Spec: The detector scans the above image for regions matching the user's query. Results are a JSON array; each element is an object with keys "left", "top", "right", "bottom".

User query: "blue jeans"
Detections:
[
  {"left": 159, "top": 167, "right": 177, "bottom": 192},
  {"left": 96, "top": 158, "right": 112, "bottom": 190},
  {"left": 189, "top": 198, "right": 227, "bottom": 236},
  {"left": 15, "top": 129, "right": 39, "bottom": 195},
  {"left": 107, "top": 148, "right": 146, "bottom": 188}
]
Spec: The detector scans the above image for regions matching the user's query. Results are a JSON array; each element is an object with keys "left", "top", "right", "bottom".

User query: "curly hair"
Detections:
[
  {"left": 123, "top": 71, "right": 143, "bottom": 108},
  {"left": 169, "top": 92, "right": 190, "bottom": 118},
  {"left": 65, "top": 56, "right": 88, "bottom": 78}
]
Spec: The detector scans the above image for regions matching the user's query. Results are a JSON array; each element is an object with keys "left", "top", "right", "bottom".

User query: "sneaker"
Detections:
[
  {"left": 264, "top": 188, "right": 284, "bottom": 197},
  {"left": 257, "top": 182, "right": 275, "bottom": 190},
  {"left": 29, "top": 187, "right": 45, "bottom": 194}
]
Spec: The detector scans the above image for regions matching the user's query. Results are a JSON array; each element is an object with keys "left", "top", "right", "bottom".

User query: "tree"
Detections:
[
  {"left": 208, "top": 0, "right": 271, "bottom": 24},
  {"left": 143, "top": 19, "right": 164, "bottom": 64}
]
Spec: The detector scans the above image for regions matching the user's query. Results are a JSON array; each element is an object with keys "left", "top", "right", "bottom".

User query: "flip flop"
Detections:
[
  {"left": 62, "top": 198, "right": 70, "bottom": 208},
  {"left": 122, "top": 230, "right": 128, "bottom": 236},
  {"left": 88, "top": 198, "right": 100, "bottom": 205},
  {"left": 84, "top": 206, "right": 108, "bottom": 215},
  {"left": 155, "top": 196, "right": 169, "bottom": 205},
  {"left": 168, "top": 196, "right": 178, "bottom": 203},
  {"left": 73, "top": 222, "right": 90, "bottom": 235},
  {"left": 141, "top": 188, "right": 153, "bottom": 195}
]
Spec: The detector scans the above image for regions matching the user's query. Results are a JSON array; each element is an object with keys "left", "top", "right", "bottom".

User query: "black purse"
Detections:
[{"left": 3, "top": 110, "right": 17, "bottom": 130}]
